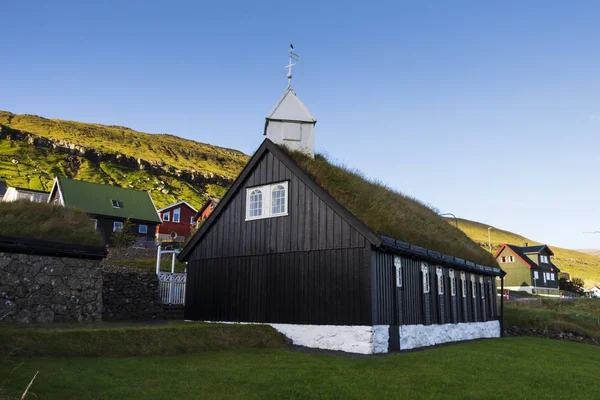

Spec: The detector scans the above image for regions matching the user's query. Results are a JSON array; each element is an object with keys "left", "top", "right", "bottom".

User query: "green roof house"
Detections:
[{"left": 49, "top": 177, "right": 161, "bottom": 246}]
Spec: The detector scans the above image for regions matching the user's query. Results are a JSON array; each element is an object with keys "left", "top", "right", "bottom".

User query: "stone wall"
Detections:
[
  {"left": 101, "top": 265, "right": 164, "bottom": 320},
  {"left": 0, "top": 253, "right": 102, "bottom": 323}
]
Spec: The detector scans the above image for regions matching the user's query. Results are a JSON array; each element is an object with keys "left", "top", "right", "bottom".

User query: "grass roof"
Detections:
[
  {"left": 286, "top": 151, "right": 498, "bottom": 267},
  {"left": 0, "top": 200, "right": 104, "bottom": 246}
]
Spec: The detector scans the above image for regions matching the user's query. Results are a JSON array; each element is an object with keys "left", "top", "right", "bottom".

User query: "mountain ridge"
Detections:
[{"left": 0, "top": 110, "right": 249, "bottom": 208}]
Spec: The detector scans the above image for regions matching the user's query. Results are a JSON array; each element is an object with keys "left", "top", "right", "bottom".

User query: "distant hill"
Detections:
[
  {"left": 0, "top": 111, "right": 249, "bottom": 209},
  {"left": 577, "top": 249, "right": 600, "bottom": 257},
  {"left": 450, "top": 218, "right": 600, "bottom": 288}
]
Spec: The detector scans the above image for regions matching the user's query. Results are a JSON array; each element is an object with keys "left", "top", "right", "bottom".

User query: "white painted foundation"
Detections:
[
  {"left": 270, "top": 324, "right": 389, "bottom": 354},
  {"left": 198, "top": 320, "right": 500, "bottom": 354},
  {"left": 399, "top": 321, "right": 501, "bottom": 350}
]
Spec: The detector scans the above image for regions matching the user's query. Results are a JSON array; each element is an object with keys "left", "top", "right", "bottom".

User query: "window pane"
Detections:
[
  {"left": 271, "top": 185, "right": 286, "bottom": 215},
  {"left": 249, "top": 189, "right": 263, "bottom": 217},
  {"left": 173, "top": 208, "right": 181, "bottom": 223}
]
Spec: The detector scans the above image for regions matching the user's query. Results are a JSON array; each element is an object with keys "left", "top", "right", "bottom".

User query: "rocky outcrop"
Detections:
[
  {"left": 0, "top": 253, "right": 102, "bottom": 323},
  {"left": 0, "top": 124, "right": 233, "bottom": 187}
]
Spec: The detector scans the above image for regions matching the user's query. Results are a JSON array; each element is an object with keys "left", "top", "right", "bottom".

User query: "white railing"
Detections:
[{"left": 156, "top": 246, "right": 186, "bottom": 305}]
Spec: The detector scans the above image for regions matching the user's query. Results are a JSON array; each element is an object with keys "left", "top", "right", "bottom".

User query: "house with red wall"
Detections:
[
  {"left": 156, "top": 201, "right": 198, "bottom": 241},
  {"left": 194, "top": 197, "right": 220, "bottom": 225}
]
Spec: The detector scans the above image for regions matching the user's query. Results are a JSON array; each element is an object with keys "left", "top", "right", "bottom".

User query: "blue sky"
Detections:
[{"left": 2, "top": 1, "right": 600, "bottom": 250}]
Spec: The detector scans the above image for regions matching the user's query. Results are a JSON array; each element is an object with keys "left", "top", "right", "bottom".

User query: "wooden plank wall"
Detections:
[
  {"left": 185, "top": 247, "right": 372, "bottom": 325},
  {"left": 190, "top": 151, "right": 367, "bottom": 261},
  {"left": 371, "top": 250, "right": 500, "bottom": 326}
]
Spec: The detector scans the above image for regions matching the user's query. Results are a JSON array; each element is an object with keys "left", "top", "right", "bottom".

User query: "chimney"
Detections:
[{"left": 524, "top": 242, "right": 528, "bottom": 247}]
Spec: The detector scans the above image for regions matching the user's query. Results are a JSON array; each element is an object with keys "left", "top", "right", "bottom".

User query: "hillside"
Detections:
[
  {"left": 450, "top": 218, "right": 600, "bottom": 288},
  {"left": 0, "top": 111, "right": 249, "bottom": 208}
]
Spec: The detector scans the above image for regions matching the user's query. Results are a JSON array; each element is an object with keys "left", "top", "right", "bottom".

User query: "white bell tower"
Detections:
[{"left": 264, "top": 46, "right": 316, "bottom": 158}]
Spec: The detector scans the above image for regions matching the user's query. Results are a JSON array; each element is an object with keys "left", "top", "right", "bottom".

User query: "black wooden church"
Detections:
[{"left": 179, "top": 77, "right": 505, "bottom": 352}]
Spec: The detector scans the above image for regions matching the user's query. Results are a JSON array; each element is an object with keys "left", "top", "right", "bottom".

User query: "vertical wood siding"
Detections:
[
  {"left": 190, "top": 151, "right": 367, "bottom": 261},
  {"left": 371, "top": 250, "right": 500, "bottom": 326},
  {"left": 185, "top": 247, "right": 371, "bottom": 325}
]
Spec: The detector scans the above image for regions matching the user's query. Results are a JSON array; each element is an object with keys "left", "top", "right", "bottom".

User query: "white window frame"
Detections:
[
  {"left": 422, "top": 263, "right": 430, "bottom": 294},
  {"left": 163, "top": 212, "right": 170, "bottom": 222},
  {"left": 471, "top": 275, "right": 477, "bottom": 298},
  {"left": 436, "top": 266, "right": 444, "bottom": 295},
  {"left": 113, "top": 221, "right": 123, "bottom": 232},
  {"left": 394, "top": 257, "right": 402, "bottom": 288},
  {"left": 138, "top": 224, "right": 147, "bottom": 234},
  {"left": 543, "top": 272, "right": 547, "bottom": 283},
  {"left": 507, "top": 256, "right": 515, "bottom": 263},
  {"left": 461, "top": 271, "right": 467, "bottom": 298},
  {"left": 111, "top": 199, "right": 121, "bottom": 208},
  {"left": 245, "top": 181, "right": 289, "bottom": 221},
  {"left": 500, "top": 256, "right": 506, "bottom": 263},
  {"left": 551, "top": 273, "right": 555, "bottom": 281},
  {"left": 90, "top": 218, "right": 98, "bottom": 230},
  {"left": 173, "top": 208, "right": 181, "bottom": 223},
  {"left": 533, "top": 271, "right": 539, "bottom": 280},
  {"left": 480, "top": 276, "right": 485, "bottom": 299},
  {"left": 449, "top": 269, "right": 457, "bottom": 296},
  {"left": 190, "top": 216, "right": 196, "bottom": 224}
]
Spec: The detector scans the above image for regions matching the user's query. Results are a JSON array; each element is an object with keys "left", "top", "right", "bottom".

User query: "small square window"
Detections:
[
  {"left": 138, "top": 224, "right": 147, "bottom": 234},
  {"left": 163, "top": 212, "right": 170, "bottom": 222},
  {"left": 190, "top": 216, "right": 196, "bottom": 224},
  {"left": 90, "top": 219, "right": 97, "bottom": 230},
  {"left": 111, "top": 200, "right": 122, "bottom": 208},
  {"left": 500, "top": 256, "right": 506, "bottom": 263},
  {"left": 534, "top": 271, "right": 539, "bottom": 280},
  {"left": 507, "top": 256, "right": 515, "bottom": 263},
  {"left": 113, "top": 221, "right": 123, "bottom": 232}
]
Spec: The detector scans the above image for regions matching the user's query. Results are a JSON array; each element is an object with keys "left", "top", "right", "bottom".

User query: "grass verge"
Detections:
[
  {"left": 0, "top": 322, "right": 287, "bottom": 357},
  {"left": 1, "top": 337, "right": 599, "bottom": 399},
  {"left": 504, "top": 298, "right": 600, "bottom": 339}
]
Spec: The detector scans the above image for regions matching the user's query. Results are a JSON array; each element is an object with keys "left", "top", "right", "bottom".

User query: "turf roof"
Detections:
[
  {"left": 54, "top": 177, "right": 161, "bottom": 223},
  {"left": 285, "top": 150, "right": 498, "bottom": 267},
  {"left": 0, "top": 200, "right": 103, "bottom": 246}
]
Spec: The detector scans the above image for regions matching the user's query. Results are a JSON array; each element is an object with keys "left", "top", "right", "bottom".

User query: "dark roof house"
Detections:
[
  {"left": 179, "top": 69, "right": 504, "bottom": 354},
  {"left": 495, "top": 243, "right": 560, "bottom": 296},
  {"left": 49, "top": 177, "right": 161, "bottom": 246}
]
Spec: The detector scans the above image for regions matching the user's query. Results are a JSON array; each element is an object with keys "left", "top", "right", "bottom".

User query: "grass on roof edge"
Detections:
[
  {"left": 0, "top": 200, "right": 104, "bottom": 247},
  {"left": 282, "top": 148, "right": 498, "bottom": 267}
]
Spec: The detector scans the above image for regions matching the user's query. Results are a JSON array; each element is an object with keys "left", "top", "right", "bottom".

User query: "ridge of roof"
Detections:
[{"left": 157, "top": 200, "right": 198, "bottom": 213}]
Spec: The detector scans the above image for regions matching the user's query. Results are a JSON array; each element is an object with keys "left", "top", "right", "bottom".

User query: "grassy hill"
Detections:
[
  {"left": 451, "top": 218, "right": 600, "bottom": 287},
  {"left": 0, "top": 111, "right": 249, "bottom": 208}
]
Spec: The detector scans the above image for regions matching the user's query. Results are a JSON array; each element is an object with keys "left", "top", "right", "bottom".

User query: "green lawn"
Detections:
[{"left": 1, "top": 337, "right": 599, "bottom": 399}]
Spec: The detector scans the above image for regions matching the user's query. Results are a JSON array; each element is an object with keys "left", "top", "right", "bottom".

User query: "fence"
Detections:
[{"left": 156, "top": 246, "right": 186, "bottom": 305}]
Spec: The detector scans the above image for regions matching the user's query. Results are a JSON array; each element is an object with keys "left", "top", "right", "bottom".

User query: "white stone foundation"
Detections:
[
  {"left": 399, "top": 321, "right": 501, "bottom": 350},
  {"left": 270, "top": 324, "right": 389, "bottom": 354},
  {"left": 198, "top": 320, "right": 500, "bottom": 354}
]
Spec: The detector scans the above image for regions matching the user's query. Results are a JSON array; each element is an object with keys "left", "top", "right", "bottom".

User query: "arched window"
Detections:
[
  {"left": 271, "top": 184, "right": 287, "bottom": 215},
  {"left": 249, "top": 189, "right": 263, "bottom": 218}
]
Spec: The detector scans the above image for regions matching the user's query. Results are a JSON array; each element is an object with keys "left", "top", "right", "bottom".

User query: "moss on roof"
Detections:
[
  {"left": 286, "top": 151, "right": 498, "bottom": 267},
  {"left": 0, "top": 200, "right": 104, "bottom": 246}
]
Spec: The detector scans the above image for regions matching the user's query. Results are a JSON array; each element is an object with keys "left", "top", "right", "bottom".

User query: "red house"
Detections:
[
  {"left": 195, "top": 197, "right": 220, "bottom": 224},
  {"left": 156, "top": 201, "right": 198, "bottom": 241}
]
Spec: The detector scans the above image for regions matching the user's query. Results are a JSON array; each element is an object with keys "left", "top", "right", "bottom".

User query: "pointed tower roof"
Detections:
[{"left": 264, "top": 87, "right": 316, "bottom": 134}]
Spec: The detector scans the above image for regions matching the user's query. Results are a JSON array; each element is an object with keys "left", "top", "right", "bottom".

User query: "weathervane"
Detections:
[{"left": 286, "top": 44, "right": 299, "bottom": 88}]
